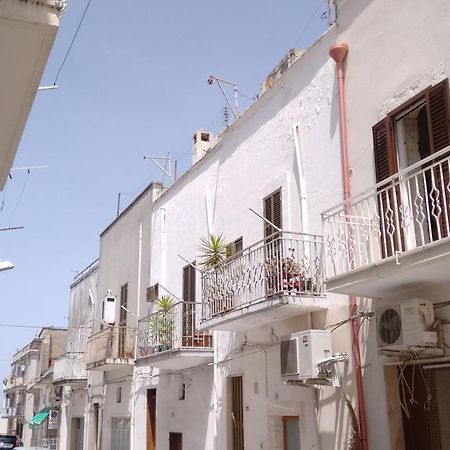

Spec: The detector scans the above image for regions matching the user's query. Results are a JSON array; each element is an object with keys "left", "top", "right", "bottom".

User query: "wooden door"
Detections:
[
  {"left": 146, "top": 389, "right": 156, "bottom": 450},
  {"left": 231, "top": 376, "right": 244, "bottom": 450},
  {"left": 169, "top": 432, "right": 182, "bottom": 450}
]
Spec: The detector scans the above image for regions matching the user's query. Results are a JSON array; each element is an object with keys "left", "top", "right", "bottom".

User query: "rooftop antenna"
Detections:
[
  {"left": 10, "top": 165, "right": 48, "bottom": 174},
  {"left": 37, "top": 85, "right": 59, "bottom": 91},
  {"left": 143, "top": 154, "right": 173, "bottom": 186},
  {"left": 207, "top": 75, "right": 239, "bottom": 119}
]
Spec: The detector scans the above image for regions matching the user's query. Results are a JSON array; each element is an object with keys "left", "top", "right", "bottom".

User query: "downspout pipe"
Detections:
[{"left": 329, "top": 43, "right": 369, "bottom": 450}]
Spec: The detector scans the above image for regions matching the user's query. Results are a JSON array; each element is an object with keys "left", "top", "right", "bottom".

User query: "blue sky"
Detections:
[{"left": 0, "top": 0, "right": 327, "bottom": 382}]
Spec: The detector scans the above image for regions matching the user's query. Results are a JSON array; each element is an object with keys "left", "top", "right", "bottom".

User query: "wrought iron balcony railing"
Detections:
[
  {"left": 137, "top": 301, "right": 212, "bottom": 359},
  {"left": 53, "top": 352, "right": 87, "bottom": 383},
  {"left": 40, "top": 437, "right": 58, "bottom": 449},
  {"left": 201, "top": 232, "right": 324, "bottom": 321},
  {"left": 85, "top": 326, "right": 135, "bottom": 368},
  {"left": 323, "top": 145, "right": 450, "bottom": 278}
]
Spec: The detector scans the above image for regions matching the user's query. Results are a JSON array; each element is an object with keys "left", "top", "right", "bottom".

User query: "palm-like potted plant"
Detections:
[
  {"left": 198, "top": 234, "right": 227, "bottom": 270},
  {"left": 199, "top": 234, "right": 233, "bottom": 316},
  {"left": 152, "top": 295, "right": 175, "bottom": 353}
]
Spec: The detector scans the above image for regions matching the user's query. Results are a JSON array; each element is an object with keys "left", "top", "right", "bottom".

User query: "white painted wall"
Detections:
[
  {"left": 331, "top": 1, "right": 450, "bottom": 449},
  {"left": 130, "top": 22, "right": 362, "bottom": 450}
]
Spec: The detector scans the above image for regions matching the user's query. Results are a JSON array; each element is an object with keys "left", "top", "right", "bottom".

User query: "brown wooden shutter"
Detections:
[
  {"left": 263, "top": 189, "right": 282, "bottom": 238},
  {"left": 427, "top": 79, "right": 450, "bottom": 153},
  {"left": 372, "top": 117, "right": 397, "bottom": 182}
]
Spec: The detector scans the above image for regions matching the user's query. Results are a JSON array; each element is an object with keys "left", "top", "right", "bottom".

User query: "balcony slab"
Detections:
[
  {"left": 136, "top": 349, "right": 214, "bottom": 371},
  {"left": 86, "top": 358, "right": 134, "bottom": 372},
  {"left": 201, "top": 294, "right": 326, "bottom": 332},
  {"left": 326, "top": 237, "right": 450, "bottom": 298}
]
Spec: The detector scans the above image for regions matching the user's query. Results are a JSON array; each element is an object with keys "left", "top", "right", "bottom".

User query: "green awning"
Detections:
[{"left": 28, "top": 408, "right": 49, "bottom": 428}]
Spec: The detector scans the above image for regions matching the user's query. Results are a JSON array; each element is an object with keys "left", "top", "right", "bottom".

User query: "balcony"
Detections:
[
  {"left": 137, "top": 301, "right": 213, "bottom": 370},
  {"left": 1, "top": 405, "right": 24, "bottom": 418},
  {"left": 201, "top": 232, "right": 326, "bottom": 331},
  {"left": 323, "top": 146, "right": 450, "bottom": 298},
  {"left": 3, "top": 374, "right": 26, "bottom": 392},
  {"left": 85, "top": 326, "right": 135, "bottom": 371},
  {"left": 53, "top": 353, "right": 87, "bottom": 384}
]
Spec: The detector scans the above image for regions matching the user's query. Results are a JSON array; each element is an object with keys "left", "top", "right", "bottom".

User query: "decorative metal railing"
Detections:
[
  {"left": 323, "top": 145, "right": 450, "bottom": 278},
  {"left": 201, "top": 232, "right": 324, "bottom": 321},
  {"left": 53, "top": 353, "right": 87, "bottom": 382},
  {"left": 40, "top": 437, "right": 58, "bottom": 449},
  {"left": 137, "top": 301, "right": 212, "bottom": 359},
  {"left": 85, "top": 326, "right": 135, "bottom": 367},
  {"left": 0, "top": 406, "right": 22, "bottom": 417}
]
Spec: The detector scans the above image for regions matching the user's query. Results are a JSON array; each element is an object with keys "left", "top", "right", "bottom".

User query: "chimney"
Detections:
[{"left": 192, "top": 129, "right": 214, "bottom": 165}]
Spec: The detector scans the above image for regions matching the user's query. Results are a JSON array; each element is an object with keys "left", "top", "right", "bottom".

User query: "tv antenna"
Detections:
[
  {"left": 207, "top": 75, "right": 239, "bottom": 119},
  {"left": 143, "top": 154, "right": 174, "bottom": 186}
]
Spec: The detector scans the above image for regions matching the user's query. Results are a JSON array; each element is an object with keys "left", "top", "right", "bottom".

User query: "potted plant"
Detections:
[
  {"left": 198, "top": 234, "right": 233, "bottom": 316},
  {"left": 198, "top": 234, "right": 227, "bottom": 270},
  {"left": 152, "top": 295, "right": 175, "bottom": 353}
]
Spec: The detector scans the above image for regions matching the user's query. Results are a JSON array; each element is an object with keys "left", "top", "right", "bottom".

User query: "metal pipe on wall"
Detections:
[{"left": 329, "top": 42, "right": 369, "bottom": 450}]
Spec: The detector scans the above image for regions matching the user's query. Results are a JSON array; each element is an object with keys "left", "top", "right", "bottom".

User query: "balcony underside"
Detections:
[
  {"left": 137, "top": 348, "right": 214, "bottom": 371},
  {"left": 86, "top": 358, "right": 134, "bottom": 372},
  {"left": 53, "top": 377, "right": 87, "bottom": 386},
  {"left": 201, "top": 294, "right": 326, "bottom": 332},
  {"left": 326, "top": 237, "right": 450, "bottom": 298},
  {"left": 0, "top": 6, "right": 59, "bottom": 188}
]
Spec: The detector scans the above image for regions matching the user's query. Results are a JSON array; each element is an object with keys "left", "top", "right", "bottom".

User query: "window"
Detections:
[
  {"left": 373, "top": 79, "right": 450, "bottom": 181},
  {"left": 117, "top": 387, "right": 122, "bottom": 403},
  {"left": 263, "top": 189, "right": 282, "bottom": 239},
  {"left": 179, "top": 382, "right": 186, "bottom": 401},
  {"left": 373, "top": 79, "right": 450, "bottom": 253},
  {"left": 182, "top": 263, "right": 196, "bottom": 341},
  {"left": 119, "top": 284, "right": 128, "bottom": 325},
  {"left": 226, "top": 237, "right": 244, "bottom": 258},
  {"left": 146, "top": 284, "right": 159, "bottom": 302}
]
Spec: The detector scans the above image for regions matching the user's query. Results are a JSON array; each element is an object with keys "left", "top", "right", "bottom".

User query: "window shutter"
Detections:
[
  {"left": 427, "top": 79, "right": 450, "bottom": 153},
  {"left": 182, "top": 266, "right": 189, "bottom": 302},
  {"left": 182, "top": 264, "right": 196, "bottom": 302},
  {"left": 263, "top": 195, "right": 273, "bottom": 239},
  {"left": 372, "top": 118, "right": 396, "bottom": 182},
  {"left": 189, "top": 264, "right": 196, "bottom": 302},
  {"left": 263, "top": 189, "right": 282, "bottom": 238}
]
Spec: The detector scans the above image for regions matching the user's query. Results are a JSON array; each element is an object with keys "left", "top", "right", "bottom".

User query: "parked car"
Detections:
[{"left": 0, "top": 434, "right": 22, "bottom": 449}]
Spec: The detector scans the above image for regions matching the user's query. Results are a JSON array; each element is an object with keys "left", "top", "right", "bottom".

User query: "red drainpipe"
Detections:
[{"left": 329, "top": 43, "right": 369, "bottom": 450}]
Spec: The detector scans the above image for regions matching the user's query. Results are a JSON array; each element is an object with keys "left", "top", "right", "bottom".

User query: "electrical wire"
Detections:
[
  {"left": 293, "top": 0, "right": 326, "bottom": 47},
  {"left": 8, "top": 170, "right": 30, "bottom": 227},
  {"left": 53, "top": 0, "right": 94, "bottom": 86}
]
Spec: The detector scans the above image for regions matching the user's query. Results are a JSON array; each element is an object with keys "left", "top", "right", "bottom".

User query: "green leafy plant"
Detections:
[{"left": 198, "top": 234, "right": 227, "bottom": 269}]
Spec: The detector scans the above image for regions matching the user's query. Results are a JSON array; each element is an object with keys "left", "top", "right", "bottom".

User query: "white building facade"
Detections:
[{"left": 33, "top": 1, "right": 450, "bottom": 450}]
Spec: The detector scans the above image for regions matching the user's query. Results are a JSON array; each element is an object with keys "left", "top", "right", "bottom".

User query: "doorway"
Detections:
[
  {"left": 70, "top": 417, "right": 84, "bottom": 450},
  {"left": 146, "top": 389, "right": 156, "bottom": 450},
  {"left": 169, "top": 432, "right": 182, "bottom": 450},
  {"left": 230, "top": 376, "right": 244, "bottom": 450}
]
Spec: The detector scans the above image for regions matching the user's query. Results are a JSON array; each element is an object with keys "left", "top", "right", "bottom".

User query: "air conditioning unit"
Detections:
[
  {"left": 281, "top": 330, "right": 332, "bottom": 380},
  {"left": 376, "top": 298, "right": 437, "bottom": 350},
  {"left": 102, "top": 294, "right": 116, "bottom": 324}
]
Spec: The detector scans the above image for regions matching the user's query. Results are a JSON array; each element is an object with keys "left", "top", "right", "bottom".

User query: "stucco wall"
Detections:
[{"left": 130, "top": 22, "right": 360, "bottom": 450}]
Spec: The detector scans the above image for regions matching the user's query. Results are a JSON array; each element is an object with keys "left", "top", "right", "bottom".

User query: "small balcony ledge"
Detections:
[
  {"left": 137, "top": 301, "right": 213, "bottom": 370},
  {"left": 53, "top": 352, "right": 87, "bottom": 385},
  {"left": 201, "top": 232, "right": 326, "bottom": 332},
  {"left": 85, "top": 326, "right": 135, "bottom": 371},
  {"left": 323, "top": 145, "right": 450, "bottom": 298}
]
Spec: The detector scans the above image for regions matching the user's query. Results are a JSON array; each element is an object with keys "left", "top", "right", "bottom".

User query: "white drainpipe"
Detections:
[
  {"left": 130, "top": 222, "right": 143, "bottom": 450},
  {"left": 293, "top": 124, "right": 312, "bottom": 330},
  {"left": 292, "top": 123, "right": 309, "bottom": 235}
]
